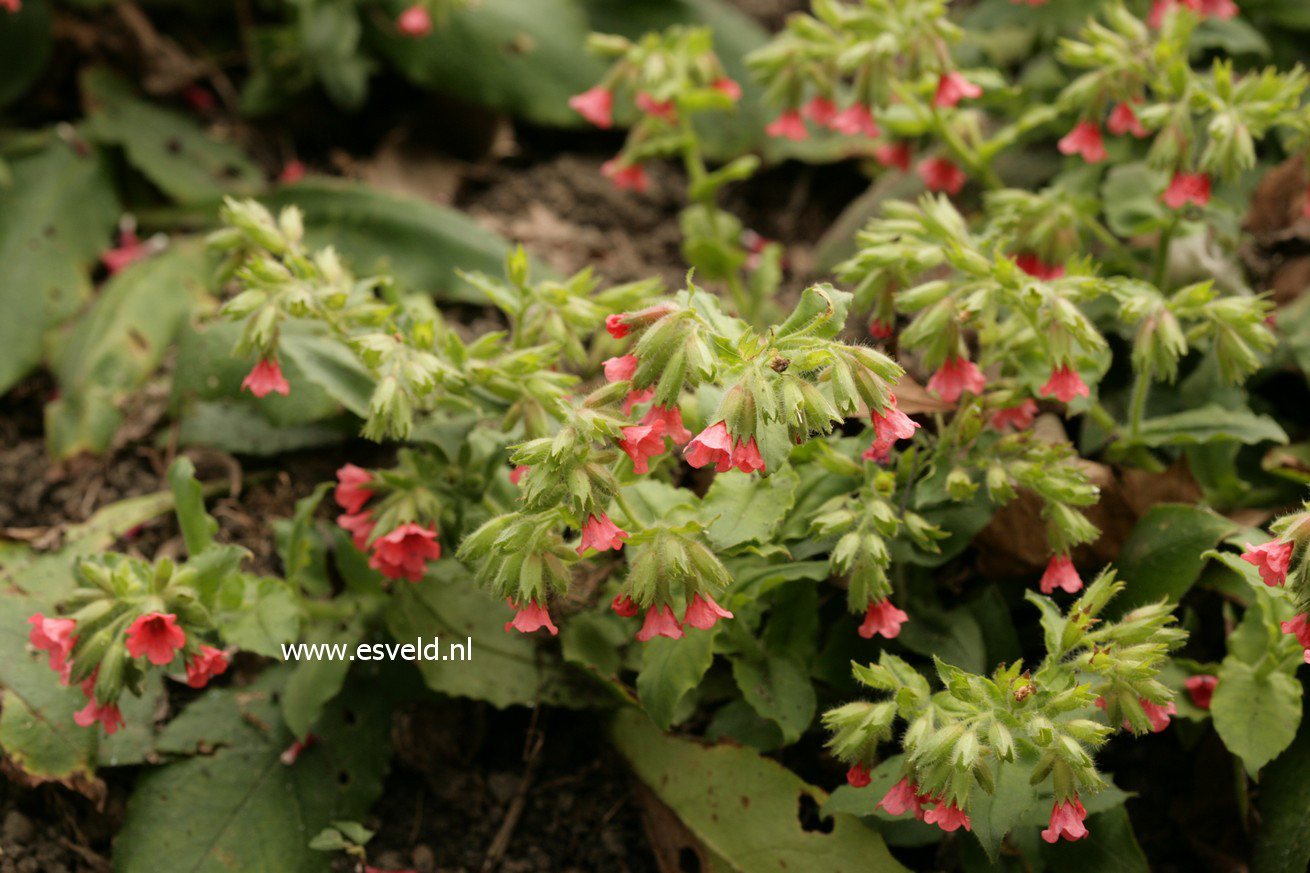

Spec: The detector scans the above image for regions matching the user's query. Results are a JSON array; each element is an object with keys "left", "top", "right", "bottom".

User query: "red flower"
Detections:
[
  {"left": 74, "top": 697, "right": 123, "bottom": 735},
  {"left": 185, "top": 646, "right": 229, "bottom": 689},
  {"left": 1013, "top": 253, "right": 1065, "bottom": 280},
  {"left": 917, "top": 157, "right": 967, "bottom": 195},
  {"left": 1058, "top": 121, "right": 1107, "bottom": 163},
  {"left": 278, "top": 160, "right": 306, "bottom": 184},
  {"left": 1039, "top": 553, "right": 1083, "bottom": 594},
  {"left": 802, "top": 96, "right": 838, "bottom": 127},
  {"left": 101, "top": 229, "right": 149, "bottom": 275},
  {"left": 396, "top": 3, "right": 432, "bottom": 37},
  {"left": 337, "top": 511, "right": 375, "bottom": 550},
  {"left": 846, "top": 763, "right": 872, "bottom": 788},
  {"left": 622, "top": 387, "right": 655, "bottom": 416},
  {"left": 1140, "top": 698, "right": 1177, "bottom": 732},
  {"left": 1162, "top": 171, "right": 1211, "bottom": 209},
  {"left": 642, "top": 404, "right": 691, "bottom": 445},
  {"left": 1184, "top": 675, "right": 1217, "bottom": 709},
  {"left": 126, "top": 612, "right": 186, "bottom": 666},
  {"left": 923, "top": 799, "right": 971, "bottom": 832},
  {"left": 368, "top": 523, "right": 441, "bottom": 582},
  {"left": 864, "top": 395, "right": 920, "bottom": 463},
  {"left": 1041, "top": 797, "right": 1089, "bottom": 843},
  {"left": 869, "top": 318, "right": 894, "bottom": 339},
  {"left": 510, "top": 464, "right": 530, "bottom": 486},
  {"left": 874, "top": 142, "right": 912, "bottom": 171},
  {"left": 1107, "top": 102, "right": 1147, "bottom": 138},
  {"left": 877, "top": 777, "right": 924, "bottom": 818},
  {"left": 927, "top": 356, "right": 986, "bottom": 403},
  {"left": 603, "top": 354, "right": 639, "bottom": 383},
  {"left": 577, "top": 512, "right": 629, "bottom": 554},
  {"left": 27, "top": 614, "right": 77, "bottom": 683},
  {"left": 683, "top": 593, "right": 734, "bottom": 630},
  {"left": 934, "top": 72, "right": 982, "bottom": 108},
  {"left": 858, "top": 599, "right": 909, "bottom": 639},
  {"left": 766, "top": 110, "right": 808, "bottom": 141},
  {"left": 1280, "top": 613, "right": 1310, "bottom": 650},
  {"left": 829, "top": 104, "right": 880, "bottom": 138},
  {"left": 1, "top": 0, "right": 19, "bottom": 11},
  {"left": 242, "top": 357, "right": 290, "bottom": 398},
  {"left": 636, "top": 604, "right": 684, "bottom": 641},
  {"left": 280, "top": 733, "right": 318, "bottom": 765},
  {"left": 601, "top": 159, "right": 649, "bottom": 193},
  {"left": 334, "top": 464, "right": 374, "bottom": 514},
  {"left": 619, "top": 420, "right": 667, "bottom": 474},
  {"left": 504, "top": 600, "right": 558, "bottom": 636},
  {"left": 1241, "top": 539, "right": 1293, "bottom": 587},
  {"left": 611, "top": 594, "right": 639, "bottom": 618},
  {"left": 990, "top": 399, "right": 1038, "bottom": 432},
  {"left": 1040, "top": 364, "right": 1090, "bottom": 404},
  {"left": 605, "top": 313, "right": 631, "bottom": 339},
  {"left": 684, "top": 421, "right": 765, "bottom": 474},
  {"left": 1149, "top": 0, "right": 1237, "bottom": 27},
  {"left": 569, "top": 87, "right": 613, "bottom": 128},
  {"left": 635, "top": 92, "right": 677, "bottom": 122},
  {"left": 712, "top": 78, "right": 743, "bottom": 101}
]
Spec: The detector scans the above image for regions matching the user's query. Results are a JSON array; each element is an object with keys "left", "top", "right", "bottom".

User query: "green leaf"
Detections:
[
  {"left": 0, "top": 139, "right": 119, "bottom": 395},
  {"left": 1101, "top": 162, "right": 1169, "bottom": 237},
  {"left": 1110, "top": 504, "right": 1235, "bottom": 615},
  {"left": 609, "top": 708, "right": 910, "bottom": 873},
  {"left": 1252, "top": 704, "right": 1310, "bottom": 873},
  {"left": 176, "top": 401, "right": 354, "bottom": 456},
  {"left": 1211, "top": 657, "right": 1302, "bottom": 777},
  {"left": 774, "top": 284, "right": 853, "bottom": 340},
  {"left": 730, "top": 651, "right": 816, "bottom": 744},
  {"left": 897, "top": 601, "right": 987, "bottom": 674},
  {"left": 213, "top": 576, "right": 302, "bottom": 657},
  {"left": 168, "top": 456, "right": 218, "bottom": 556},
  {"left": 969, "top": 758, "right": 1041, "bottom": 862},
  {"left": 82, "top": 68, "right": 263, "bottom": 203},
  {"left": 274, "top": 483, "right": 333, "bottom": 596},
  {"left": 637, "top": 630, "right": 716, "bottom": 730},
  {"left": 0, "top": 0, "right": 52, "bottom": 108},
  {"left": 281, "top": 627, "right": 356, "bottom": 741},
  {"left": 277, "top": 330, "right": 375, "bottom": 419},
  {"left": 1128, "top": 405, "right": 1288, "bottom": 448},
  {"left": 701, "top": 464, "right": 800, "bottom": 550},
  {"left": 1039, "top": 806, "right": 1149, "bottom": 873}
]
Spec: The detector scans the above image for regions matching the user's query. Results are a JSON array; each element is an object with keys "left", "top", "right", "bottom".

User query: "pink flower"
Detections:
[
  {"left": 864, "top": 395, "right": 920, "bottom": 463},
  {"left": 636, "top": 604, "right": 684, "bottom": 641},
  {"left": 990, "top": 399, "right": 1038, "bottom": 432},
  {"left": 635, "top": 92, "right": 676, "bottom": 121},
  {"left": 829, "top": 104, "right": 880, "bottom": 138},
  {"left": 927, "top": 357, "right": 986, "bottom": 403},
  {"left": 874, "top": 142, "right": 912, "bottom": 171},
  {"left": 712, "top": 78, "right": 743, "bottom": 101},
  {"left": 1, "top": 0, "right": 20, "bottom": 12},
  {"left": 27, "top": 614, "right": 77, "bottom": 682},
  {"left": 869, "top": 319, "right": 894, "bottom": 339},
  {"left": 934, "top": 72, "right": 982, "bottom": 108},
  {"left": 622, "top": 387, "right": 655, "bottom": 416},
  {"left": 368, "top": 523, "right": 442, "bottom": 582},
  {"left": 101, "top": 229, "right": 149, "bottom": 275},
  {"left": 601, "top": 159, "right": 649, "bottom": 193},
  {"left": 504, "top": 600, "right": 558, "bottom": 636},
  {"left": 126, "top": 612, "right": 186, "bottom": 665},
  {"left": 1041, "top": 797, "right": 1089, "bottom": 843},
  {"left": 278, "top": 161, "right": 305, "bottom": 184},
  {"left": 683, "top": 593, "right": 734, "bottom": 630},
  {"left": 280, "top": 733, "right": 318, "bottom": 765},
  {"left": 606, "top": 313, "right": 631, "bottom": 339},
  {"left": 1058, "top": 121, "right": 1107, "bottom": 163},
  {"left": 510, "top": 464, "right": 530, "bottom": 486},
  {"left": 1039, "top": 554, "right": 1083, "bottom": 594},
  {"left": 1281, "top": 613, "right": 1310, "bottom": 649},
  {"left": 334, "top": 464, "right": 374, "bottom": 514},
  {"left": 877, "top": 777, "right": 924, "bottom": 818},
  {"left": 684, "top": 421, "right": 765, "bottom": 474},
  {"left": 1184, "top": 675, "right": 1217, "bottom": 709},
  {"left": 577, "top": 512, "right": 629, "bottom": 554},
  {"left": 858, "top": 599, "right": 909, "bottom": 639},
  {"left": 642, "top": 404, "right": 691, "bottom": 445},
  {"left": 611, "top": 594, "right": 639, "bottom": 618},
  {"left": 1040, "top": 364, "right": 1090, "bottom": 404},
  {"left": 918, "top": 157, "right": 967, "bottom": 195},
  {"left": 74, "top": 697, "right": 124, "bottom": 735},
  {"left": 1013, "top": 253, "right": 1065, "bottom": 280},
  {"left": 846, "top": 763, "right": 872, "bottom": 788},
  {"left": 396, "top": 3, "right": 432, "bottom": 37},
  {"left": 604, "top": 354, "right": 639, "bottom": 383},
  {"left": 1107, "top": 102, "right": 1147, "bottom": 138},
  {"left": 619, "top": 421, "right": 667, "bottom": 474},
  {"left": 185, "top": 646, "right": 229, "bottom": 689},
  {"left": 569, "top": 87, "right": 613, "bottom": 128},
  {"left": 337, "top": 511, "right": 375, "bottom": 550},
  {"left": 241, "top": 357, "right": 290, "bottom": 398},
  {"left": 730, "top": 437, "right": 765, "bottom": 474},
  {"left": 802, "top": 96, "right": 838, "bottom": 127},
  {"left": 766, "top": 110, "right": 808, "bottom": 141},
  {"left": 1162, "top": 171, "right": 1211, "bottom": 209},
  {"left": 1141, "top": 698, "right": 1177, "bottom": 732},
  {"left": 923, "top": 800, "right": 971, "bottom": 833},
  {"left": 1149, "top": 0, "right": 1237, "bottom": 27},
  {"left": 1241, "top": 539, "right": 1294, "bottom": 587}
]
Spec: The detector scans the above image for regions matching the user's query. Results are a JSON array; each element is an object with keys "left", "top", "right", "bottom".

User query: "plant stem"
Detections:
[
  {"left": 1152, "top": 215, "right": 1180, "bottom": 289},
  {"left": 931, "top": 108, "right": 1002, "bottom": 190},
  {"left": 1128, "top": 363, "right": 1154, "bottom": 439},
  {"left": 612, "top": 487, "right": 643, "bottom": 531}
]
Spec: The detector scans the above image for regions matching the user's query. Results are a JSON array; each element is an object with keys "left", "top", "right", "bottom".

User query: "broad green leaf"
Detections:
[
  {"left": 1039, "top": 806, "right": 1148, "bottom": 873},
  {"left": 1211, "top": 657, "right": 1302, "bottom": 777},
  {"left": 281, "top": 625, "right": 356, "bottom": 741},
  {"left": 774, "top": 284, "right": 853, "bottom": 340},
  {"left": 730, "top": 651, "right": 816, "bottom": 744},
  {"left": 1101, "top": 162, "right": 1169, "bottom": 237},
  {"left": 1252, "top": 705, "right": 1310, "bottom": 873},
  {"left": 637, "top": 630, "right": 716, "bottom": 730},
  {"left": 705, "top": 699, "right": 785, "bottom": 752},
  {"left": 1128, "top": 405, "right": 1288, "bottom": 448},
  {"left": 82, "top": 68, "right": 263, "bottom": 203},
  {"left": 168, "top": 457, "right": 218, "bottom": 556},
  {"left": 213, "top": 576, "right": 302, "bottom": 657},
  {"left": 0, "top": 139, "right": 118, "bottom": 394},
  {"left": 277, "top": 330, "right": 375, "bottom": 419},
  {"left": 0, "top": 0, "right": 52, "bottom": 107},
  {"left": 609, "top": 708, "right": 910, "bottom": 873},
  {"left": 968, "top": 758, "right": 1041, "bottom": 862},
  {"left": 897, "top": 601, "right": 987, "bottom": 674},
  {"left": 274, "top": 483, "right": 333, "bottom": 596},
  {"left": 701, "top": 464, "right": 800, "bottom": 550},
  {"left": 1110, "top": 504, "right": 1235, "bottom": 615},
  {"left": 176, "top": 400, "right": 354, "bottom": 456}
]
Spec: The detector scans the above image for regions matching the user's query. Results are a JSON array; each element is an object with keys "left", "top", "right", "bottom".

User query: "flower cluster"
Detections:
[{"left": 334, "top": 462, "right": 442, "bottom": 583}]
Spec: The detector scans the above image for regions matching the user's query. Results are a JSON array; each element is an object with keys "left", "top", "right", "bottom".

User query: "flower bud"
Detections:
[{"left": 946, "top": 468, "right": 978, "bottom": 501}]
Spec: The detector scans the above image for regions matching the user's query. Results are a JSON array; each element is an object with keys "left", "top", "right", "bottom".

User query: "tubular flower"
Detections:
[
  {"left": 605, "top": 305, "right": 675, "bottom": 340},
  {"left": 101, "top": 229, "right": 150, "bottom": 275},
  {"left": 765, "top": 110, "right": 808, "bottom": 141},
  {"left": 241, "top": 357, "right": 290, "bottom": 398},
  {"left": 1140, "top": 698, "right": 1177, "bottom": 732},
  {"left": 395, "top": 4, "right": 432, "bottom": 37},
  {"left": 990, "top": 399, "right": 1038, "bottom": 432},
  {"left": 1040, "top": 364, "right": 1090, "bottom": 404},
  {"left": 368, "top": 523, "right": 442, "bottom": 582},
  {"left": 635, "top": 92, "right": 676, "bottom": 121},
  {"left": 829, "top": 104, "right": 880, "bottom": 138},
  {"left": 577, "top": 512, "right": 629, "bottom": 554},
  {"left": 712, "top": 78, "right": 743, "bottom": 101},
  {"left": 923, "top": 800, "right": 971, "bottom": 833},
  {"left": 934, "top": 72, "right": 982, "bottom": 108},
  {"left": 685, "top": 421, "right": 765, "bottom": 474},
  {"left": 619, "top": 421, "right": 667, "bottom": 474},
  {"left": 1108, "top": 102, "right": 1148, "bottom": 138},
  {"left": 864, "top": 395, "right": 920, "bottom": 463},
  {"left": 601, "top": 159, "right": 649, "bottom": 193},
  {"left": 1149, "top": 0, "right": 1237, "bottom": 27},
  {"left": 1041, "top": 797, "right": 1089, "bottom": 843},
  {"left": 334, "top": 463, "right": 374, "bottom": 513},
  {"left": 185, "top": 646, "right": 230, "bottom": 689},
  {"left": 683, "top": 593, "right": 734, "bottom": 630},
  {"left": 927, "top": 357, "right": 986, "bottom": 403},
  {"left": 1162, "top": 172, "right": 1211, "bottom": 209},
  {"left": 125, "top": 612, "right": 186, "bottom": 665},
  {"left": 801, "top": 96, "right": 838, "bottom": 127},
  {"left": 1013, "top": 253, "right": 1065, "bottom": 279},
  {"left": 1058, "top": 121, "right": 1107, "bottom": 163},
  {"left": 28, "top": 614, "right": 77, "bottom": 682},
  {"left": 622, "top": 387, "right": 655, "bottom": 416},
  {"left": 642, "top": 404, "right": 691, "bottom": 445},
  {"left": 568, "top": 87, "right": 613, "bottom": 128},
  {"left": 917, "top": 157, "right": 967, "bottom": 195},
  {"left": 278, "top": 160, "right": 306, "bottom": 184},
  {"left": 877, "top": 777, "right": 925, "bottom": 819},
  {"left": 1039, "top": 554, "right": 1083, "bottom": 594},
  {"left": 869, "top": 318, "right": 894, "bottom": 339},
  {"left": 611, "top": 594, "right": 639, "bottom": 618},
  {"left": 874, "top": 142, "right": 912, "bottom": 171},
  {"left": 74, "top": 697, "right": 124, "bottom": 735},
  {"left": 337, "top": 511, "right": 375, "bottom": 550},
  {"left": 504, "top": 600, "right": 559, "bottom": 636},
  {"left": 858, "top": 599, "right": 909, "bottom": 640},
  {"left": 636, "top": 604, "right": 684, "bottom": 641},
  {"left": 1280, "top": 614, "right": 1310, "bottom": 662},
  {"left": 510, "top": 464, "right": 530, "bottom": 486},
  {"left": 603, "top": 354, "right": 639, "bottom": 383},
  {"left": 846, "top": 764, "right": 872, "bottom": 788},
  {"left": 1184, "top": 675, "right": 1217, "bottom": 709},
  {"left": 1241, "top": 539, "right": 1293, "bottom": 587}
]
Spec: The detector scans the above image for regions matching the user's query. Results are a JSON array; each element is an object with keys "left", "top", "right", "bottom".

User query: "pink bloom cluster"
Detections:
[
  {"left": 334, "top": 464, "right": 442, "bottom": 582},
  {"left": 877, "top": 778, "right": 972, "bottom": 833},
  {"left": 685, "top": 421, "right": 765, "bottom": 474},
  {"left": 396, "top": 3, "right": 431, "bottom": 37},
  {"left": 1241, "top": 539, "right": 1293, "bottom": 587},
  {"left": 1162, "top": 172, "right": 1211, "bottom": 209},
  {"left": 1148, "top": 0, "right": 1238, "bottom": 28},
  {"left": 611, "top": 592, "right": 734, "bottom": 640},
  {"left": 918, "top": 157, "right": 967, "bottom": 196},
  {"left": 766, "top": 96, "right": 881, "bottom": 141},
  {"left": 1040, "top": 364, "right": 1089, "bottom": 404}
]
